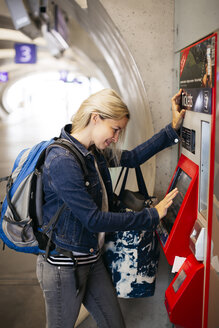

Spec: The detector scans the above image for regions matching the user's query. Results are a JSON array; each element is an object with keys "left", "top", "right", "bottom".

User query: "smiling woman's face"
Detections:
[{"left": 91, "top": 115, "right": 129, "bottom": 150}]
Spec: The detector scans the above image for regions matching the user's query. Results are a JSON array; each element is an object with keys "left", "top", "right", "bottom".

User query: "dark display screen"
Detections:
[{"left": 161, "top": 168, "right": 191, "bottom": 234}]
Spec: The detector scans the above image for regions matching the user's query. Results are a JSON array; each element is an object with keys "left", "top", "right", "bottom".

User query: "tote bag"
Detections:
[{"left": 104, "top": 166, "right": 160, "bottom": 298}]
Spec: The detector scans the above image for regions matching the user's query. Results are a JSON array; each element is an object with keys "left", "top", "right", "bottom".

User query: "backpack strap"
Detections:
[
  {"left": 42, "top": 139, "right": 87, "bottom": 295},
  {"left": 42, "top": 203, "right": 66, "bottom": 260},
  {"left": 6, "top": 176, "right": 22, "bottom": 223},
  {"left": 41, "top": 139, "right": 89, "bottom": 265},
  {"left": 48, "top": 139, "right": 89, "bottom": 181}
]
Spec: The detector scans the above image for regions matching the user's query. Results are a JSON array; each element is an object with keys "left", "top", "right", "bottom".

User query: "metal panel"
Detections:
[
  {"left": 200, "top": 121, "right": 210, "bottom": 215},
  {"left": 5, "top": 0, "right": 30, "bottom": 29},
  {"left": 207, "top": 30, "right": 219, "bottom": 328}
]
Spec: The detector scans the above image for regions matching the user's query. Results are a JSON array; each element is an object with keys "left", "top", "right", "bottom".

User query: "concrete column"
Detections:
[{"left": 100, "top": 0, "right": 176, "bottom": 197}]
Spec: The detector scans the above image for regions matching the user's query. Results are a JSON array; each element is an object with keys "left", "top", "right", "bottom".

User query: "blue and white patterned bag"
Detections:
[
  {"left": 104, "top": 167, "right": 159, "bottom": 298},
  {"left": 104, "top": 230, "right": 159, "bottom": 298}
]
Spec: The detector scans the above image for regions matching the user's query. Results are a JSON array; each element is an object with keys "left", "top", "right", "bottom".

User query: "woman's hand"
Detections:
[
  {"left": 171, "top": 89, "right": 186, "bottom": 130},
  {"left": 155, "top": 188, "right": 178, "bottom": 219}
]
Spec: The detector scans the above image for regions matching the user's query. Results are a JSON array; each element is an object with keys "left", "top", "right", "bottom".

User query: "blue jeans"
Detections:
[{"left": 36, "top": 255, "right": 126, "bottom": 328}]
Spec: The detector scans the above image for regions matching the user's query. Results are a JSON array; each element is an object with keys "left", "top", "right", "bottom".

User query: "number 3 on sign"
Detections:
[
  {"left": 15, "top": 43, "right": 36, "bottom": 64},
  {"left": 20, "top": 45, "right": 32, "bottom": 62}
]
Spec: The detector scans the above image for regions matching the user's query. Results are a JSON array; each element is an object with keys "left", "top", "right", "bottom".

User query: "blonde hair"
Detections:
[
  {"left": 71, "top": 89, "right": 130, "bottom": 163},
  {"left": 71, "top": 88, "right": 130, "bottom": 134}
]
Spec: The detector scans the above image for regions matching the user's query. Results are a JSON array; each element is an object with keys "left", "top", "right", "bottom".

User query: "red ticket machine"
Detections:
[
  {"left": 156, "top": 156, "right": 204, "bottom": 327},
  {"left": 156, "top": 154, "right": 199, "bottom": 265},
  {"left": 157, "top": 33, "right": 217, "bottom": 328}
]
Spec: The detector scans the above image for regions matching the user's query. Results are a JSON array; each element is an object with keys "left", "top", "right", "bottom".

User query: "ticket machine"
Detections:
[
  {"left": 156, "top": 154, "right": 199, "bottom": 265},
  {"left": 156, "top": 33, "right": 217, "bottom": 328}
]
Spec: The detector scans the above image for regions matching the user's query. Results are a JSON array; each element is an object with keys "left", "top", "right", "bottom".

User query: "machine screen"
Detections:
[{"left": 162, "top": 168, "right": 191, "bottom": 233}]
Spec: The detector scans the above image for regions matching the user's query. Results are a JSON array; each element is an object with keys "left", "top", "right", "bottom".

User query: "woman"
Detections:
[{"left": 37, "top": 88, "right": 184, "bottom": 328}]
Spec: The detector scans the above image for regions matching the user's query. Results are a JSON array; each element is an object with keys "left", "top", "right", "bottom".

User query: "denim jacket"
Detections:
[{"left": 42, "top": 123, "right": 179, "bottom": 254}]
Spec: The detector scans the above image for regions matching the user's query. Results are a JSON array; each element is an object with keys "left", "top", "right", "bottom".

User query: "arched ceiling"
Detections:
[
  {"left": 0, "top": 0, "right": 114, "bottom": 114},
  {"left": 0, "top": 0, "right": 152, "bottom": 146}
]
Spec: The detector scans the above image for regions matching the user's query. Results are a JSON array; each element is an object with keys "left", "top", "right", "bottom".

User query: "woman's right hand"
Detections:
[
  {"left": 171, "top": 89, "right": 186, "bottom": 130},
  {"left": 155, "top": 188, "right": 178, "bottom": 219}
]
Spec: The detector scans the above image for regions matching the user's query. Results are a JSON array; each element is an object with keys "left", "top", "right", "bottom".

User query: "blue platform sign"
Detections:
[
  {"left": 59, "top": 70, "right": 68, "bottom": 82},
  {"left": 0, "top": 72, "right": 8, "bottom": 82},
  {"left": 14, "top": 43, "right": 37, "bottom": 64}
]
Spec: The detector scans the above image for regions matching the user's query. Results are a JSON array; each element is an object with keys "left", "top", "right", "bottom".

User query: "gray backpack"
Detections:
[{"left": 0, "top": 138, "right": 88, "bottom": 258}]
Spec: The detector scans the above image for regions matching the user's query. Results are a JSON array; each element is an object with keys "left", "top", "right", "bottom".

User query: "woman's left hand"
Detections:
[{"left": 171, "top": 89, "right": 186, "bottom": 130}]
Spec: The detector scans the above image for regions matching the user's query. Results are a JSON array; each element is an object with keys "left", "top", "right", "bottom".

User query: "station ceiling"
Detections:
[{"left": 0, "top": 1, "right": 89, "bottom": 86}]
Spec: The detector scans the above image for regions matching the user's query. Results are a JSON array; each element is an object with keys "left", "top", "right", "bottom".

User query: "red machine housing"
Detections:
[
  {"left": 157, "top": 154, "right": 199, "bottom": 265},
  {"left": 165, "top": 254, "right": 204, "bottom": 328}
]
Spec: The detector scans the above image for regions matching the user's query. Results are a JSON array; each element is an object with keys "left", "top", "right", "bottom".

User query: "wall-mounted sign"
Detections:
[
  {"left": 14, "top": 43, "right": 37, "bottom": 64},
  {"left": 59, "top": 71, "right": 83, "bottom": 84},
  {"left": 0, "top": 72, "right": 8, "bottom": 82},
  {"left": 181, "top": 88, "right": 212, "bottom": 114},
  {"left": 180, "top": 35, "right": 216, "bottom": 89},
  {"left": 59, "top": 70, "right": 68, "bottom": 82}
]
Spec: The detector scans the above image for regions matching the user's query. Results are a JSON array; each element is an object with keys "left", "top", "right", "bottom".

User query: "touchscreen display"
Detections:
[{"left": 162, "top": 168, "right": 191, "bottom": 233}]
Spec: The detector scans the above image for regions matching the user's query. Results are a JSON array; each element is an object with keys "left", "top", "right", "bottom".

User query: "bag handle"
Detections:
[
  {"left": 135, "top": 166, "right": 150, "bottom": 198},
  {"left": 114, "top": 166, "right": 125, "bottom": 192},
  {"left": 114, "top": 166, "right": 150, "bottom": 199}
]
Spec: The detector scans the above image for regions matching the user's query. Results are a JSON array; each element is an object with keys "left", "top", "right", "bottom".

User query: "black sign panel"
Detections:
[{"left": 181, "top": 88, "right": 212, "bottom": 114}]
